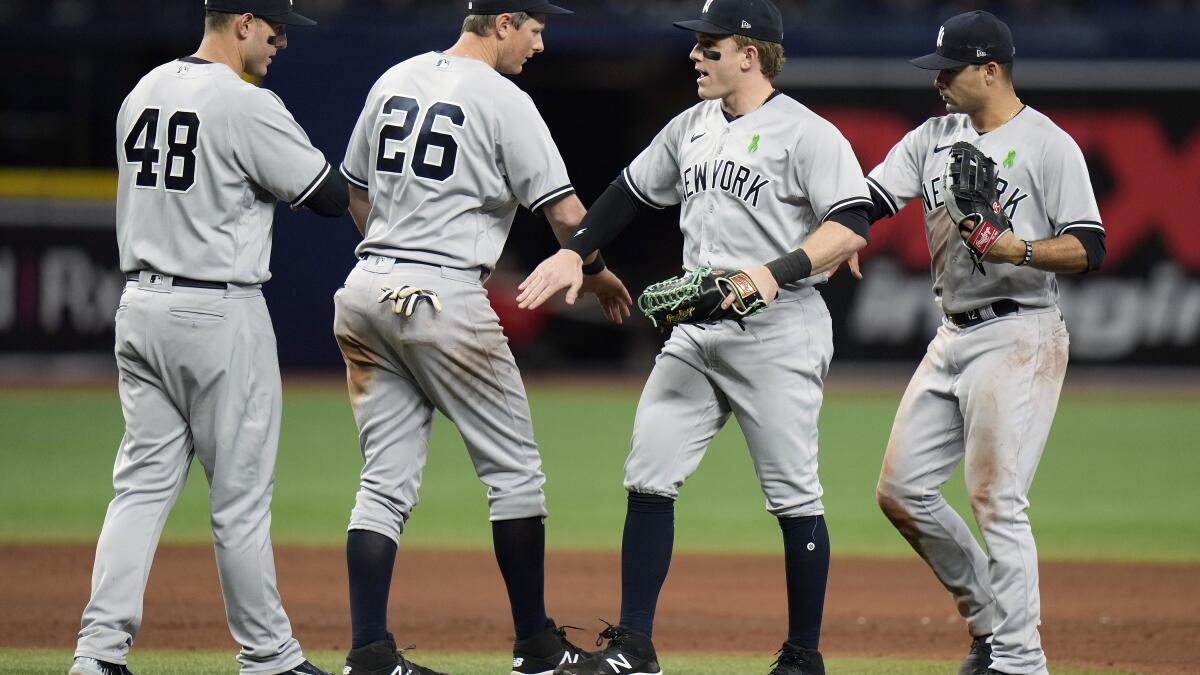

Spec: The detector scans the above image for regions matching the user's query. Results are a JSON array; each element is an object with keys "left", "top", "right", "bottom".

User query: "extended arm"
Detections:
[{"left": 978, "top": 228, "right": 1105, "bottom": 274}]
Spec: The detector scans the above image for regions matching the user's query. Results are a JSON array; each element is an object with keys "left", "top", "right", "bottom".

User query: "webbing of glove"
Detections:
[
  {"left": 637, "top": 266, "right": 714, "bottom": 329},
  {"left": 943, "top": 141, "right": 1013, "bottom": 275}
]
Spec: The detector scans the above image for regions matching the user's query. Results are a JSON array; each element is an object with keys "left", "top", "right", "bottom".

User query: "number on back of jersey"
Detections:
[
  {"left": 123, "top": 107, "right": 200, "bottom": 192},
  {"left": 375, "top": 96, "right": 465, "bottom": 182}
]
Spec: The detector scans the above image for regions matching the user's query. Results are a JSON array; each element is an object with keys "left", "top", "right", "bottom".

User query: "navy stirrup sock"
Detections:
[
  {"left": 619, "top": 492, "right": 676, "bottom": 637},
  {"left": 347, "top": 529, "right": 398, "bottom": 649},
  {"left": 493, "top": 517, "right": 549, "bottom": 640},
  {"left": 779, "top": 514, "right": 830, "bottom": 649}
]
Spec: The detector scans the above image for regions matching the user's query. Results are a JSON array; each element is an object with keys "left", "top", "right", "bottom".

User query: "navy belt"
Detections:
[
  {"left": 946, "top": 299, "right": 1022, "bottom": 328},
  {"left": 126, "top": 271, "right": 227, "bottom": 290}
]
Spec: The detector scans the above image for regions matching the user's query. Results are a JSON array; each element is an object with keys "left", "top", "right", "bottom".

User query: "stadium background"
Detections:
[{"left": 1, "top": 2, "right": 1198, "bottom": 674}]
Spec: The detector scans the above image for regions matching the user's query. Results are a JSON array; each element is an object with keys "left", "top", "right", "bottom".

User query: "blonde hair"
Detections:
[
  {"left": 462, "top": 11, "right": 536, "bottom": 36},
  {"left": 733, "top": 35, "right": 786, "bottom": 81}
]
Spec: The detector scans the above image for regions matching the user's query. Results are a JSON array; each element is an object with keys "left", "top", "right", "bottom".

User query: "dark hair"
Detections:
[
  {"left": 204, "top": 10, "right": 237, "bottom": 32},
  {"left": 1000, "top": 61, "right": 1014, "bottom": 83}
]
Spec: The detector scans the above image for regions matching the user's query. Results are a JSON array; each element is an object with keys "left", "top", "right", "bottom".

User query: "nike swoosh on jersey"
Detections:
[
  {"left": 690, "top": 131, "right": 707, "bottom": 143},
  {"left": 933, "top": 144, "right": 954, "bottom": 154}
]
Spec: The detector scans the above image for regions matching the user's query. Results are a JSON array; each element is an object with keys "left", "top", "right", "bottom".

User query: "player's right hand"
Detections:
[{"left": 517, "top": 249, "right": 584, "bottom": 310}]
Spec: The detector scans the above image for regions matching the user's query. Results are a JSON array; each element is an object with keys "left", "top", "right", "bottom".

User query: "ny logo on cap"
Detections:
[
  {"left": 702, "top": 0, "right": 715, "bottom": 13},
  {"left": 937, "top": 26, "right": 945, "bottom": 47}
]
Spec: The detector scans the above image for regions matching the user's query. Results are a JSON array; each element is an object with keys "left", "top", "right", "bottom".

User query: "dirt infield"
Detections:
[{"left": 3, "top": 545, "right": 1195, "bottom": 674}]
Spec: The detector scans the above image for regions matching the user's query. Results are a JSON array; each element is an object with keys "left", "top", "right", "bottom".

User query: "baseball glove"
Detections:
[
  {"left": 378, "top": 285, "right": 443, "bottom": 317},
  {"left": 637, "top": 266, "right": 766, "bottom": 330},
  {"left": 943, "top": 141, "right": 1012, "bottom": 275}
]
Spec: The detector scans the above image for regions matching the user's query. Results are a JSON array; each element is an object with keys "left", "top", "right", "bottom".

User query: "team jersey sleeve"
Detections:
[
  {"left": 495, "top": 90, "right": 574, "bottom": 212},
  {"left": 1042, "top": 132, "right": 1104, "bottom": 237},
  {"left": 229, "top": 88, "right": 331, "bottom": 206},
  {"left": 792, "top": 120, "right": 872, "bottom": 222},
  {"left": 340, "top": 88, "right": 376, "bottom": 191},
  {"left": 622, "top": 113, "right": 686, "bottom": 210},
  {"left": 866, "top": 121, "right": 930, "bottom": 218}
]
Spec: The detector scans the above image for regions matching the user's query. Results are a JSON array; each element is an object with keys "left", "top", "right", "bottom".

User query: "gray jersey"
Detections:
[
  {"left": 622, "top": 93, "right": 871, "bottom": 277},
  {"left": 341, "top": 51, "right": 573, "bottom": 271},
  {"left": 867, "top": 106, "right": 1103, "bottom": 313},
  {"left": 115, "top": 58, "right": 330, "bottom": 285}
]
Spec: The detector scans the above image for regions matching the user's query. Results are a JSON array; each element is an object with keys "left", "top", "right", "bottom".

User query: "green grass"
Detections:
[
  {"left": 2, "top": 650, "right": 1138, "bottom": 675},
  {"left": 1, "top": 384, "right": 1198, "bottom": 561}
]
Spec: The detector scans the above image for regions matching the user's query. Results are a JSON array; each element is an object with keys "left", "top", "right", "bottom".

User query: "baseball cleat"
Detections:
[
  {"left": 343, "top": 634, "right": 448, "bottom": 675},
  {"left": 68, "top": 657, "right": 134, "bottom": 675},
  {"left": 553, "top": 623, "right": 660, "bottom": 675},
  {"left": 957, "top": 634, "right": 993, "bottom": 675},
  {"left": 512, "top": 619, "right": 595, "bottom": 675},
  {"left": 767, "top": 642, "right": 825, "bottom": 675},
  {"left": 274, "top": 659, "right": 332, "bottom": 675}
]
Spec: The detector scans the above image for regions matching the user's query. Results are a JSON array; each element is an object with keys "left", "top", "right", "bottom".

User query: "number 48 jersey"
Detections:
[
  {"left": 115, "top": 58, "right": 330, "bottom": 285},
  {"left": 341, "top": 52, "right": 574, "bottom": 271}
]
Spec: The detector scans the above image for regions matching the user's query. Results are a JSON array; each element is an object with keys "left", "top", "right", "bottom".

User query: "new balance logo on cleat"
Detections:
[
  {"left": 514, "top": 658, "right": 524, "bottom": 668},
  {"left": 605, "top": 654, "right": 633, "bottom": 672},
  {"left": 560, "top": 652, "right": 581, "bottom": 665}
]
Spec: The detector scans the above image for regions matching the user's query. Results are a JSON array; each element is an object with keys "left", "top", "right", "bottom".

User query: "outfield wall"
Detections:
[{"left": 1, "top": 58, "right": 1196, "bottom": 370}]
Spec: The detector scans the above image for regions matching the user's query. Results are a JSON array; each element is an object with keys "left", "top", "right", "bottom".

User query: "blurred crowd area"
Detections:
[{"left": 7, "top": 0, "right": 1200, "bottom": 27}]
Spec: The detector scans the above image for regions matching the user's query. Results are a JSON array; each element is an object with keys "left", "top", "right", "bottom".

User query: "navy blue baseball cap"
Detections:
[
  {"left": 204, "top": 0, "right": 316, "bottom": 26},
  {"left": 673, "top": 0, "right": 784, "bottom": 44},
  {"left": 465, "top": 0, "right": 573, "bottom": 15},
  {"left": 911, "top": 10, "right": 1014, "bottom": 70}
]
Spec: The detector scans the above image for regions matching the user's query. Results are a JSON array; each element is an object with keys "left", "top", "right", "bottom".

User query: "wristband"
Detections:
[
  {"left": 581, "top": 252, "right": 606, "bottom": 275},
  {"left": 1016, "top": 239, "right": 1033, "bottom": 267}
]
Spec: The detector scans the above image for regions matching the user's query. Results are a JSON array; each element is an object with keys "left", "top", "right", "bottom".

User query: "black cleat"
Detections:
[
  {"left": 274, "top": 660, "right": 332, "bottom": 675},
  {"left": 958, "top": 634, "right": 993, "bottom": 675},
  {"left": 554, "top": 623, "right": 660, "bottom": 675},
  {"left": 767, "top": 642, "right": 825, "bottom": 675},
  {"left": 512, "top": 619, "right": 594, "bottom": 675},
  {"left": 343, "top": 634, "right": 448, "bottom": 675},
  {"left": 68, "top": 657, "right": 134, "bottom": 675}
]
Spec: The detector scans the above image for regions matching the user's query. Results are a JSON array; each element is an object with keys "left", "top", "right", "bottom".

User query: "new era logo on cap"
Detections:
[{"left": 741, "top": 19, "right": 751, "bottom": 28}]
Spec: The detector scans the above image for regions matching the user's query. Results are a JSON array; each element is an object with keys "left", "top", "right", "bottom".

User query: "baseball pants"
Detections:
[
  {"left": 75, "top": 275, "right": 306, "bottom": 674},
  {"left": 876, "top": 307, "right": 1069, "bottom": 675}
]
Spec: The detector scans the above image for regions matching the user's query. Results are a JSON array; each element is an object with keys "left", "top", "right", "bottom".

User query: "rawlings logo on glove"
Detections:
[
  {"left": 943, "top": 141, "right": 1013, "bottom": 275},
  {"left": 637, "top": 266, "right": 766, "bottom": 330}
]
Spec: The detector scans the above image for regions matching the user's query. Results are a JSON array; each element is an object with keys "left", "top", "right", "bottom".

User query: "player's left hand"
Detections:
[
  {"left": 719, "top": 265, "right": 778, "bottom": 311},
  {"left": 580, "top": 268, "right": 633, "bottom": 324},
  {"left": 959, "top": 223, "right": 1022, "bottom": 264},
  {"left": 517, "top": 249, "right": 583, "bottom": 309}
]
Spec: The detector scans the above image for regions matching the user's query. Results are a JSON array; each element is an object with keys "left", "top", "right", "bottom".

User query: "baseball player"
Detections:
[
  {"left": 866, "top": 11, "right": 1106, "bottom": 675},
  {"left": 334, "top": 3, "right": 631, "bottom": 675},
  {"left": 518, "top": 2, "right": 870, "bottom": 674},
  {"left": 70, "top": 3, "right": 348, "bottom": 675}
]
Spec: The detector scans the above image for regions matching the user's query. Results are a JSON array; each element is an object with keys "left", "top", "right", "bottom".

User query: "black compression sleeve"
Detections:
[
  {"left": 765, "top": 248, "right": 813, "bottom": 286},
  {"left": 1064, "top": 229, "right": 1106, "bottom": 273},
  {"left": 298, "top": 169, "right": 349, "bottom": 217},
  {"left": 561, "top": 178, "right": 640, "bottom": 258},
  {"left": 865, "top": 190, "right": 893, "bottom": 224},
  {"left": 827, "top": 203, "right": 872, "bottom": 241}
]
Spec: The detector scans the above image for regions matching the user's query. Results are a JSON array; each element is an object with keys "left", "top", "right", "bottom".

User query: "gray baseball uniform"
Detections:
[
  {"left": 622, "top": 93, "right": 871, "bottom": 516},
  {"left": 336, "top": 51, "right": 574, "bottom": 541},
  {"left": 869, "top": 107, "right": 1103, "bottom": 675},
  {"left": 76, "top": 56, "right": 330, "bottom": 674}
]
